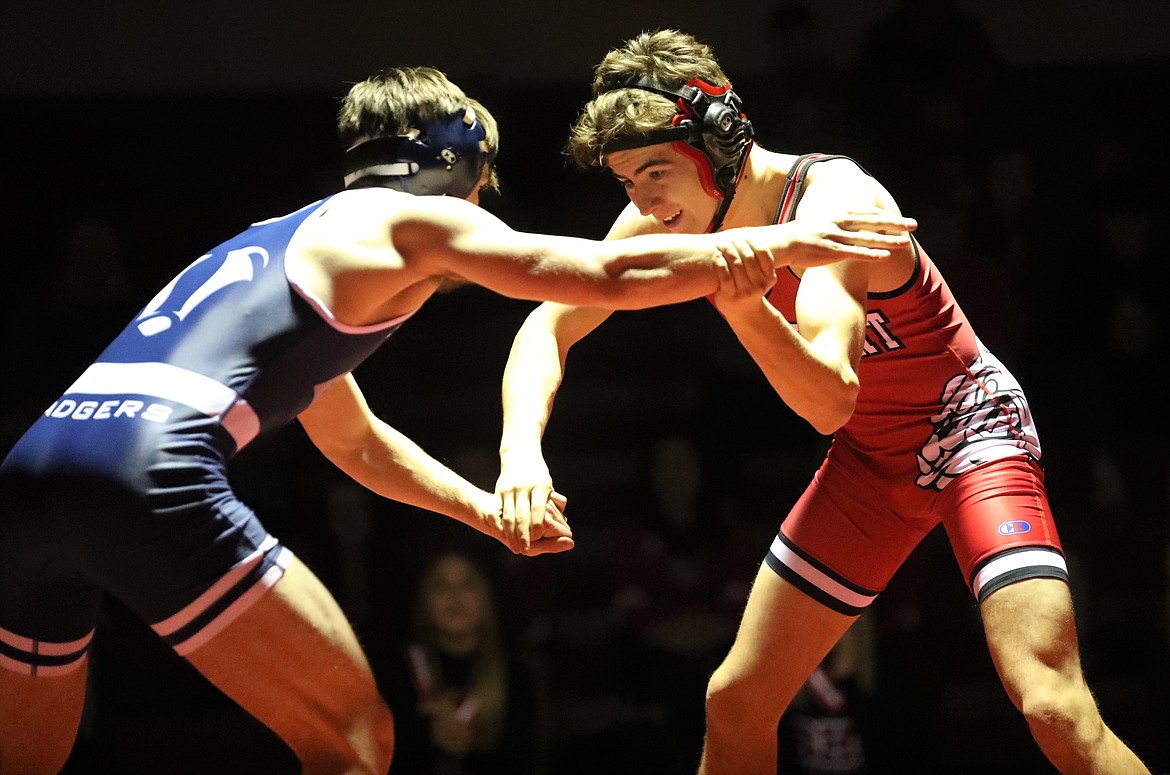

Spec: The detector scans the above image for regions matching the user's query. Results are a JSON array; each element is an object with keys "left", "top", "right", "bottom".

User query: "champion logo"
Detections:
[{"left": 997, "top": 520, "right": 1032, "bottom": 536}]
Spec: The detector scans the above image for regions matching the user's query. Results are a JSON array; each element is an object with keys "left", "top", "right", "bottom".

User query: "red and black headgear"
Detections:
[{"left": 601, "top": 76, "right": 754, "bottom": 232}]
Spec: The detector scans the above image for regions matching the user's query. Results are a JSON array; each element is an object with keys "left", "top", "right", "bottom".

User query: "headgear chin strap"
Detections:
[
  {"left": 602, "top": 76, "right": 754, "bottom": 232},
  {"left": 343, "top": 107, "right": 491, "bottom": 198}
]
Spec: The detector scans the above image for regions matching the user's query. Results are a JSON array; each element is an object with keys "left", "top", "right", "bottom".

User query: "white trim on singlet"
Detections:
[
  {"left": 151, "top": 535, "right": 294, "bottom": 655},
  {"left": 0, "top": 625, "right": 92, "bottom": 655},
  {"left": 0, "top": 626, "right": 93, "bottom": 677},
  {"left": 66, "top": 361, "right": 237, "bottom": 415},
  {"left": 287, "top": 278, "right": 419, "bottom": 335},
  {"left": 171, "top": 550, "right": 291, "bottom": 655},
  {"left": 0, "top": 652, "right": 88, "bottom": 676},
  {"left": 152, "top": 536, "right": 280, "bottom": 639},
  {"left": 62, "top": 361, "right": 261, "bottom": 449},
  {"left": 971, "top": 548, "right": 1067, "bottom": 598},
  {"left": 768, "top": 536, "right": 878, "bottom": 611}
]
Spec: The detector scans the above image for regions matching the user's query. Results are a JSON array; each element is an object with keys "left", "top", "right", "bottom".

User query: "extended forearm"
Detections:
[
  {"left": 499, "top": 315, "right": 566, "bottom": 462},
  {"left": 591, "top": 234, "right": 724, "bottom": 309},
  {"left": 336, "top": 421, "right": 498, "bottom": 531}
]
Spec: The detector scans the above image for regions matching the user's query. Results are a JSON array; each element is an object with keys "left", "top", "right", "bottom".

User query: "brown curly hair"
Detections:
[{"left": 566, "top": 30, "right": 730, "bottom": 169}]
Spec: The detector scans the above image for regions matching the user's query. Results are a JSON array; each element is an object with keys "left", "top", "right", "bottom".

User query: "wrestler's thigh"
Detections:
[
  {"left": 184, "top": 557, "right": 387, "bottom": 747},
  {"left": 0, "top": 663, "right": 88, "bottom": 775},
  {"left": 720, "top": 564, "right": 858, "bottom": 704},
  {"left": 980, "top": 578, "right": 1086, "bottom": 703}
]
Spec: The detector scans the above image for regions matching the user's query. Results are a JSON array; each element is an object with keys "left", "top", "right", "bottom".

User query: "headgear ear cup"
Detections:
[{"left": 342, "top": 108, "right": 490, "bottom": 197}]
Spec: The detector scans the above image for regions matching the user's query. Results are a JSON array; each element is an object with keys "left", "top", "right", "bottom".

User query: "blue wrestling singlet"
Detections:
[{"left": 0, "top": 194, "right": 409, "bottom": 675}]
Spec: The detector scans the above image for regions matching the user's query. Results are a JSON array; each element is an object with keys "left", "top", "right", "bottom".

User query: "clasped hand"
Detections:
[{"left": 493, "top": 453, "right": 572, "bottom": 555}]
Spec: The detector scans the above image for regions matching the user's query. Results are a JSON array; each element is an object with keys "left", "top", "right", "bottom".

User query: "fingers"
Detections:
[
  {"left": 714, "top": 240, "right": 744, "bottom": 292},
  {"left": 514, "top": 497, "right": 574, "bottom": 556},
  {"left": 824, "top": 242, "right": 894, "bottom": 261},
  {"left": 500, "top": 485, "right": 552, "bottom": 552},
  {"left": 739, "top": 238, "right": 777, "bottom": 287},
  {"left": 544, "top": 500, "right": 572, "bottom": 537},
  {"left": 835, "top": 212, "right": 918, "bottom": 234},
  {"left": 824, "top": 216, "right": 913, "bottom": 261},
  {"left": 524, "top": 535, "right": 575, "bottom": 556},
  {"left": 520, "top": 519, "right": 574, "bottom": 555},
  {"left": 830, "top": 228, "right": 911, "bottom": 249},
  {"left": 499, "top": 488, "right": 523, "bottom": 553},
  {"left": 715, "top": 238, "right": 776, "bottom": 297}
]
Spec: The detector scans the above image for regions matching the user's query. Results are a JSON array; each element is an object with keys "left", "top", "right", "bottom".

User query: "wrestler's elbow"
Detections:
[{"left": 804, "top": 377, "right": 859, "bottom": 436}]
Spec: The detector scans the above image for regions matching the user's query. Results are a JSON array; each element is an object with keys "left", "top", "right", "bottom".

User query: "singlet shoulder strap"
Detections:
[{"left": 773, "top": 153, "right": 862, "bottom": 224}]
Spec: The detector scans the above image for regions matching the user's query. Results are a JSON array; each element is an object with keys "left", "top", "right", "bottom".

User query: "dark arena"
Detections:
[{"left": 2, "top": 2, "right": 1167, "bottom": 773}]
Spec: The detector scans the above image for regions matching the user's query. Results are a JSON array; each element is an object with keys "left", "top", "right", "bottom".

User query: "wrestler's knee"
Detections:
[
  {"left": 705, "top": 660, "right": 775, "bottom": 730},
  {"left": 1012, "top": 670, "right": 1104, "bottom": 749},
  {"left": 705, "top": 661, "right": 740, "bottom": 718}
]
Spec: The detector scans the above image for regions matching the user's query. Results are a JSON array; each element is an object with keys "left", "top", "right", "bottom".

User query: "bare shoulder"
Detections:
[
  {"left": 801, "top": 155, "right": 902, "bottom": 215},
  {"left": 286, "top": 188, "right": 450, "bottom": 324},
  {"left": 804, "top": 155, "right": 872, "bottom": 183},
  {"left": 292, "top": 188, "right": 407, "bottom": 251},
  {"left": 298, "top": 188, "right": 507, "bottom": 264}
]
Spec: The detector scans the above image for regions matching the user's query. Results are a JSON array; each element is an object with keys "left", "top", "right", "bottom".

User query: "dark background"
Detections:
[{"left": 2, "top": 1, "right": 1168, "bottom": 772}]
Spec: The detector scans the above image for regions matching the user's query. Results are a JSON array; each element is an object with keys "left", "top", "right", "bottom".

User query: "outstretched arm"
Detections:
[
  {"left": 395, "top": 195, "right": 914, "bottom": 310},
  {"left": 298, "top": 373, "right": 572, "bottom": 556}
]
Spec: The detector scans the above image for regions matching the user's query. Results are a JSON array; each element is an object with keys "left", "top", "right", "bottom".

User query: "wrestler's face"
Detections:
[{"left": 606, "top": 142, "right": 719, "bottom": 233}]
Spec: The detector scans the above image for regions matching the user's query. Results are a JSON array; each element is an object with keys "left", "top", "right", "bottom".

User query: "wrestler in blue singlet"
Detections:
[{"left": 0, "top": 195, "right": 410, "bottom": 675}]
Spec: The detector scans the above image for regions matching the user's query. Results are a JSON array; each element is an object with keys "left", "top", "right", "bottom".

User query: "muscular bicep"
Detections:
[
  {"left": 793, "top": 261, "right": 870, "bottom": 370},
  {"left": 391, "top": 198, "right": 612, "bottom": 302},
  {"left": 297, "top": 373, "right": 373, "bottom": 459}
]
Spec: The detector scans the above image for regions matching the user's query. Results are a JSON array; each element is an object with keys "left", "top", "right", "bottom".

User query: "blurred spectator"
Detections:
[{"left": 375, "top": 551, "right": 544, "bottom": 775}]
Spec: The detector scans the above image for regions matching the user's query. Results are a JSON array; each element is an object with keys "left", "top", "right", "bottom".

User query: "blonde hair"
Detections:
[
  {"left": 567, "top": 30, "right": 730, "bottom": 168},
  {"left": 412, "top": 553, "right": 508, "bottom": 749},
  {"left": 338, "top": 66, "right": 499, "bottom": 191}
]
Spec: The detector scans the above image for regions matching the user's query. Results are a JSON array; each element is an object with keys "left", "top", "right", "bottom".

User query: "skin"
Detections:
[
  {"left": 0, "top": 153, "right": 915, "bottom": 774},
  {"left": 496, "top": 141, "right": 1150, "bottom": 774}
]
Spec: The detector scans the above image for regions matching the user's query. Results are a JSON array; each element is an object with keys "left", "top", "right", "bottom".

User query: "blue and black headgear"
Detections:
[
  {"left": 601, "top": 76, "right": 754, "bottom": 232},
  {"left": 343, "top": 106, "right": 492, "bottom": 197}
]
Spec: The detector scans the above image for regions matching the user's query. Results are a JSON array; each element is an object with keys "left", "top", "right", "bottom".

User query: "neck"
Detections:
[{"left": 716, "top": 145, "right": 792, "bottom": 230}]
